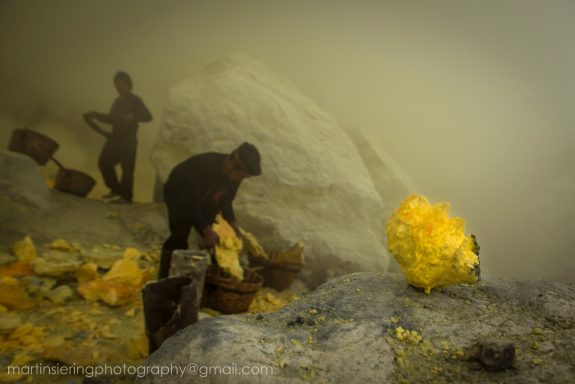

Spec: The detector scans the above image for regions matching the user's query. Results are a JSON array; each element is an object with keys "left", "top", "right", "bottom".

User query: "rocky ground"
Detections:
[{"left": 141, "top": 272, "right": 574, "bottom": 384}]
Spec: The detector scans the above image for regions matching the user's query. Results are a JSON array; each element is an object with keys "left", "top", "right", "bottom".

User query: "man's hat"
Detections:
[{"left": 236, "top": 142, "right": 261, "bottom": 176}]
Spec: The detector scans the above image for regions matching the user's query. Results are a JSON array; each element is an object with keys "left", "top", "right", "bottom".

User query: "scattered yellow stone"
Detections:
[
  {"left": 248, "top": 288, "right": 299, "bottom": 313},
  {"left": 12, "top": 236, "right": 37, "bottom": 263},
  {"left": 199, "top": 307, "right": 222, "bottom": 317},
  {"left": 0, "top": 277, "right": 36, "bottom": 310},
  {"left": 123, "top": 248, "right": 142, "bottom": 261},
  {"left": 78, "top": 258, "right": 150, "bottom": 306},
  {"left": 531, "top": 327, "right": 544, "bottom": 335},
  {"left": 76, "top": 263, "right": 99, "bottom": 282},
  {"left": 43, "top": 335, "right": 65, "bottom": 348},
  {"left": 11, "top": 351, "right": 34, "bottom": 366},
  {"left": 125, "top": 307, "right": 137, "bottom": 317},
  {"left": 531, "top": 358, "right": 544, "bottom": 366},
  {"left": 275, "top": 242, "right": 304, "bottom": 265},
  {"left": 50, "top": 239, "right": 73, "bottom": 252},
  {"left": 0, "top": 372, "right": 23, "bottom": 382},
  {"left": 395, "top": 326, "right": 422, "bottom": 344}
]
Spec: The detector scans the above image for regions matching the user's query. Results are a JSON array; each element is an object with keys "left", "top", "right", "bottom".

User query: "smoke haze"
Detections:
[{"left": 1, "top": 0, "right": 573, "bottom": 282}]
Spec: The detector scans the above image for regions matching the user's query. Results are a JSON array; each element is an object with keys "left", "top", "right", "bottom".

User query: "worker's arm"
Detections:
[
  {"left": 220, "top": 183, "right": 241, "bottom": 236},
  {"left": 121, "top": 96, "right": 153, "bottom": 124},
  {"left": 182, "top": 181, "right": 219, "bottom": 248},
  {"left": 132, "top": 96, "right": 153, "bottom": 122}
]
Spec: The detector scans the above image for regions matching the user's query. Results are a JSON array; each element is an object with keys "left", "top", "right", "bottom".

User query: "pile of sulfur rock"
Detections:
[
  {"left": 0, "top": 235, "right": 157, "bottom": 383},
  {"left": 0, "top": 233, "right": 304, "bottom": 383}
]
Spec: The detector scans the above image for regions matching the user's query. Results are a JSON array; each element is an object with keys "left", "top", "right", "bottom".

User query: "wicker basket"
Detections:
[
  {"left": 8, "top": 129, "right": 59, "bottom": 165},
  {"left": 54, "top": 168, "right": 96, "bottom": 197},
  {"left": 249, "top": 256, "right": 302, "bottom": 291},
  {"left": 203, "top": 266, "right": 263, "bottom": 314}
]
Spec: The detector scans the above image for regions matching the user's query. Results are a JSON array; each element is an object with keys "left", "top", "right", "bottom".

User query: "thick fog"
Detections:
[{"left": 1, "top": 0, "right": 573, "bottom": 283}]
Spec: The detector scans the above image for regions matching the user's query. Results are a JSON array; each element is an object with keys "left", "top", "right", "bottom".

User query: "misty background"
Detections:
[{"left": 1, "top": 0, "right": 573, "bottom": 283}]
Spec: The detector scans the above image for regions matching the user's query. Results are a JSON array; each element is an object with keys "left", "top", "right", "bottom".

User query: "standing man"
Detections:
[
  {"left": 84, "top": 71, "right": 152, "bottom": 203},
  {"left": 159, "top": 142, "right": 262, "bottom": 279}
]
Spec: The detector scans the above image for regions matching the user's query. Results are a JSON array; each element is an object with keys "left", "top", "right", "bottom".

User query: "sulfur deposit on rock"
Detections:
[
  {"left": 211, "top": 214, "right": 244, "bottom": 281},
  {"left": 386, "top": 194, "right": 480, "bottom": 294}
]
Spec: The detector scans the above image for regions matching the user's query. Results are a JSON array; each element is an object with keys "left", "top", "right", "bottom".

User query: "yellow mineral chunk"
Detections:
[
  {"left": 0, "top": 277, "right": 36, "bottom": 310},
  {"left": 50, "top": 239, "right": 73, "bottom": 252},
  {"left": 78, "top": 258, "right": 150, "bottom": 306},
  {"left": 11, "top": 236, "right": 37, "bottom": 263},
  {"left": 11, "top": 351, "right": 34, "bottom": 366},
  {"left": 240, "top": 229, "right": 269, "bottom": 260},
  {"left": 248, "top": 287, "right": 299, "bottom": 313},
  {"left": 200, "top": 307, "right": 222, "bottom": 317},
  {"left": 275, "top": 242, "right": 305, "bottom": 265},
  {"left": 75, "top": 263, "right": 99, "bottom": 282},
  {"left": 0, "top": 262, "right": 35, "bottom": 277},
  {"left": 123, "top": 248, "right": 142, "bottom": 261},
  {"left": 212, "top": 215, "right": 244, "bottom": 281},
  {"left": 0, "top": 372, "right": 23, "bottom": 382},
  {"left": 386, "top": 194, "right": 480, "bottom": 294},
  {"left": 395, "top": 326, "right": 422, "bottom": 344}
]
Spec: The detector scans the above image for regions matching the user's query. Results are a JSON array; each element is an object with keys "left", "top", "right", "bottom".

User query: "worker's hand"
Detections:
[
  {"left": 202, "top": 227, "right": 220, "bottom": 249},
  {"left": 228, "top": 221, "right": 242, "bottom": 238},
  {"left": 121, "top": 113, "right": 136, "bottom": 123}
]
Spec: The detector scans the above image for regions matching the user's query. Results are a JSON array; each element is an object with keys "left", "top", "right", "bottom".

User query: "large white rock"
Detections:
[{"left": 151, "top": 54, "right": 390, "bottom": 286}]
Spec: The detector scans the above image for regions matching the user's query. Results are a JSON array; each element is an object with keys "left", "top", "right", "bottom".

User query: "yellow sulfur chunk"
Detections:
[
  {"left": 78, "top": 259, "right": 150, "bottom": 306},
  {"left": 240, "top": 229, "right": 269, "bottom": 260},
  {"left": 395, "top": 326, "right": 422, "bottom": 344},
  {"left": 275, "top": 242, "right": 304, "bottom": 265},
  {"left": 212, "top": 215, "right": 244, "bottom": 281},
  {"left": 386, "top": 194, "right": 480, "bottom": 294},
  {"left": 123, "top": 248, "right": 142, "bottom": 261},
  {"left": 0, "top": 277, "right": 36, "bottom": 309},
  {"left": 248, "top": 287, "right": 299, "bottom": 313},
  {"left": 50, "top": 239, "right": 73, "bottom": 252},
  {"left": 75, "top": 263, "right": 99, "bottom": 282},
  {"left": 11, "top": 236, "right": 37, "bottom": 263}
]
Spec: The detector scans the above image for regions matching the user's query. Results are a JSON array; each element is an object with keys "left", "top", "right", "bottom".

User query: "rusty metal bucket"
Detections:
[
  {"left": 51, "top": 157, "right": 96, "bottom": 198},
  {"left": 8, "top": 128, "right": 59, "bottom": 165}
]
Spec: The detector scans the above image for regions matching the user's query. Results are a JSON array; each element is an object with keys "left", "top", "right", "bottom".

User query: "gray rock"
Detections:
[
  {"left": 0, "top": 150, "right": 52, "bottom": 209},
  {"left": 138, "top": 272, "right": 575, "bottom": 384},
  {"left": 0, "top": 150, "right": 170, "bottom": 255}
]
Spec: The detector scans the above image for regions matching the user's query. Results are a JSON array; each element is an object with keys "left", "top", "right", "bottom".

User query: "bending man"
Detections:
[{"left": 159, "top": 142, "right": 262, "bottom": 278}]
